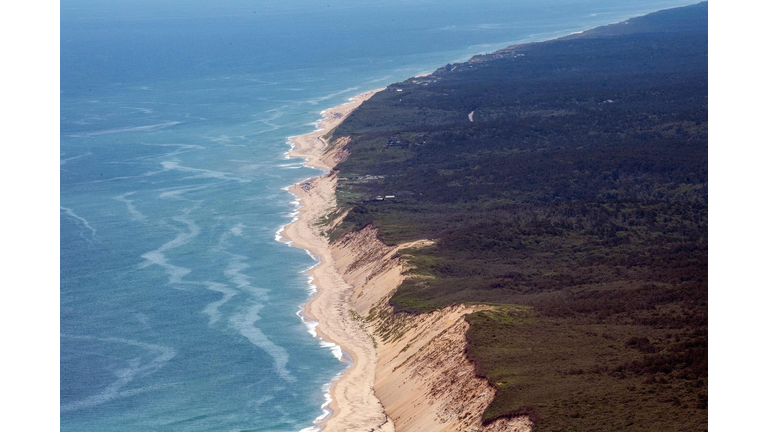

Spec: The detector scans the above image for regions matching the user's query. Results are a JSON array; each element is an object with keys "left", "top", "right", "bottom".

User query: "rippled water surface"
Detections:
[{"left": 60, "top": 0, "right": 697, "bottom": 429}]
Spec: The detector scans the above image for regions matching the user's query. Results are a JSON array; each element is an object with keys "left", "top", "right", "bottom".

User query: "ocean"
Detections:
[{"left": 60, "top": 0, "right": 697, "bottom": 430}]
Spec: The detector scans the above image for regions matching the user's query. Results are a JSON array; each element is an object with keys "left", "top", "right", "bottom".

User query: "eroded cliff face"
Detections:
[
  {"left": 321, "top": 136, "right": 351, "bottom": 168},
  {"left": 329, "top": 227, "right": 532, "bottom": 432}
]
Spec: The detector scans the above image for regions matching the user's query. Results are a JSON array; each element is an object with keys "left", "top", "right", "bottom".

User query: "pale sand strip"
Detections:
[{"left": 281, "top": 89, "right": 395, "bottom": 432}]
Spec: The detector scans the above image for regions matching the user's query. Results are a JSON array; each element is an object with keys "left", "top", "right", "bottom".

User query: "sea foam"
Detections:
[
  {"left": 60, "top": 335, "right": 176, "bottom": 413},
  {"left": 229, "top": 303, "right": 296, "bottom": 383},
  {"left": 60, "top": 206, "right": 98, "bottom": 243},
  {"left": 68, "top": 121, "right": 183, "bottom": 137}
]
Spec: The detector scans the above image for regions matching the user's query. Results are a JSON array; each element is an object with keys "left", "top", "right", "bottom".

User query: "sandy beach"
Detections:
[{"left": 281, "top": 89, "right": 395, "bottom": 432}]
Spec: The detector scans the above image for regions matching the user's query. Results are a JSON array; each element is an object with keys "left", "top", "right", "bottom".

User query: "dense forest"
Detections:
[{"left": 327, "top": 2, "right": 707, "bottom": 430}]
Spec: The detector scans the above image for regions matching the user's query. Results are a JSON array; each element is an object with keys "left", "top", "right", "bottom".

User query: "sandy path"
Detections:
[{"left": 281, "top": 89, "right": 395, "bottom": 432}]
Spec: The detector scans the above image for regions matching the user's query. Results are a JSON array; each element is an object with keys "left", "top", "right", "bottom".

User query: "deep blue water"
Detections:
[{"left": 60, "top": 0, "right": 697, "bottom": 430}]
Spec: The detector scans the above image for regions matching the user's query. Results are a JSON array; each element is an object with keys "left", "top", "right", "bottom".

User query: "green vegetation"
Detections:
[
  {"left": 329, "top": 2, "right": 707, "bottom": 430},
  {"left": 466, "top": 308, "right": 706, "bottom": 431}
]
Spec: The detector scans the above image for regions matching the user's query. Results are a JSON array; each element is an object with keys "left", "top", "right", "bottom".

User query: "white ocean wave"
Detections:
[{"left": 298, "top": 375, "right": 339, "bottom": 432}]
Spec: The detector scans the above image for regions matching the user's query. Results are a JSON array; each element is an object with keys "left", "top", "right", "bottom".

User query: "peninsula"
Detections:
[{"left": 285, "top": 3, "right": 707, "bottom": 431}]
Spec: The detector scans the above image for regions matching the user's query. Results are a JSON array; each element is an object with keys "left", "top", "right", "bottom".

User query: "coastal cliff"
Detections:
[
  {"left": 286, "top": 5, "right": 707, "bottom": 429},
  {"left": 329, "top": 225, "right": 533, "bottom": 432},
  {"left": 320, "top": 4, "right": 707, "bottom": 430},
  {"left": 285, "top": 106, "right": 533, "bottom": 430}
]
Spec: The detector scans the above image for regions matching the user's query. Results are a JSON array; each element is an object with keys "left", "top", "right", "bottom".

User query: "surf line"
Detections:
[
  {"left": 277, "top": 174, "right": 352, "bottom": 430},
  {"left": 275, "top": 89, "right": 384, "bottom": 431}
]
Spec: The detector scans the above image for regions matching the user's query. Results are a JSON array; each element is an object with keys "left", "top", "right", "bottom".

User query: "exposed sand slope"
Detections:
[
  {"left": 283, "top": 89, "right": 530, "bottom": 431},
  {"left": 283, "top": 90, "right": 395, "bottom": 432},
  {"left": 376, "top": 313, "right": 533, "bottom": 432},
  {"left": 331, "top": 227, "right": 533, "bottom": 432}
]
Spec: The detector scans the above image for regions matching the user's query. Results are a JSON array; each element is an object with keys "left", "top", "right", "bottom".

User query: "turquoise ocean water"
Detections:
[{"left": 60, "top": 1, "right": 696, "bottom": 430}]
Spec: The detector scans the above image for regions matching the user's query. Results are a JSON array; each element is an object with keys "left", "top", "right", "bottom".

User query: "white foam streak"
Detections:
[
  {"left": 202, "top": 282, "right": 238, "bottom": 326},
  {"left": 140, "top": 250, "right": 191, "bottom": 284},
  {"left": 68, "top": 169, "right": 165, "bottom": 186},
  {"left": 305, "top": 86, "right": 360, "bottom": 105},
  {"left": 60, "top": 206, "right": 98, "bottom": 242},
  {"left": 164, "top": 214, "right": 201, "bottom": 251},
  {"left": 205, "top": 243, "right": 294, "bottom": 382},
  {"left": 157, "top": 184, "right": 213, "bottom": 199},
  {"left": 230, "top": 223, "right": 245, "bottom": 236},
  {"left": 365, "top": 75, "right": 393, "bottom": 83},
  {"left": 225, "top": 259, "right": 261, "bottom": 295},
  {"left": 121, "top": 106, "right": 154, "bottom": 114},
  {"left": 161, "top": 161, "right": 250, "bottom": 183},
  {"left": 229, "top": 304, "right": 296, "bottom": 383},
  {"left": 59, "top": 335, "right": 176, "bottom": 413},
  {"left": 277, "top": 163, "right": 304, "bottom": 168},
  {"left": 209, "top": 134, "right": 249, "bottom": 147},
  {"left": 60, "top": 152, "right": 92, "bottom": 165},
  {"left": 139, "top": 213, "right": 200, "bottom": 285},
  {"left": 125, "top": 143, "right": 205, "bottom": 162},
  {"left": 69, "top": 121, "right": 183, "bottom": 137},
  {"left": 113, "top": 192, "right": 147, "bottom": 222}
]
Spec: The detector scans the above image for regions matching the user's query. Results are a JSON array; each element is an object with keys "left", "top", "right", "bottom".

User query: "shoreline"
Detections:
[
  {"left": 272, "top": 6, "right": 704, "bottom": 431},
  {"left": 279, "top": 89, "right": 394, "bottom": 432},
  {"left": 275, "top": 15, "right": 623, "bottom": 431}
]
